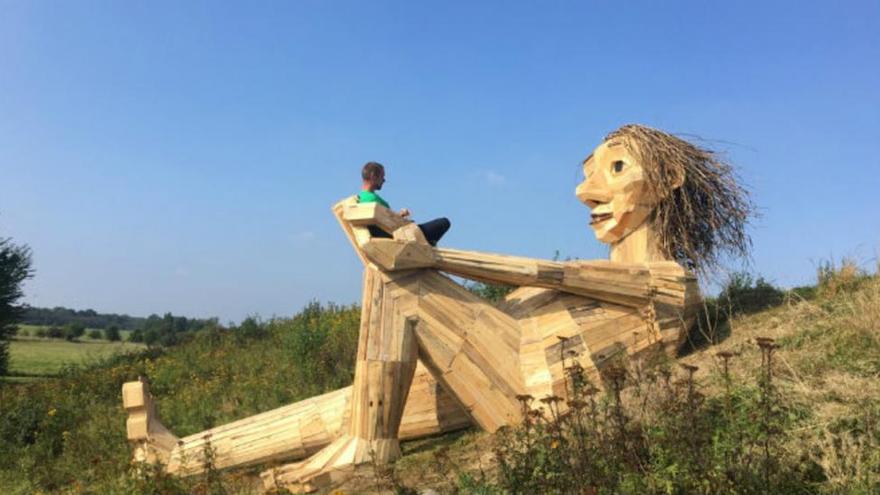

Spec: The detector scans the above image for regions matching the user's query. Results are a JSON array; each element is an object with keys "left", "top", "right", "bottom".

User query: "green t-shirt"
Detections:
[{"left": 357, "top": 190, "right": 390, "bottom": 208}]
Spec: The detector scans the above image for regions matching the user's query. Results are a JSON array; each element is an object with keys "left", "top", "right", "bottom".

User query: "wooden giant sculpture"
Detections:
[{"left": 122, "top": 125, "right": 751, "bottom": 492}]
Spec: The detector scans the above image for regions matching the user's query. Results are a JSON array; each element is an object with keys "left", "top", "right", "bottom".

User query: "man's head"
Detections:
[
  {"left": 576, "top": 124, "right": 753, "bottom": 272},
  {"left": 362, "top": 162, "right": 385, "bottom": 191}
]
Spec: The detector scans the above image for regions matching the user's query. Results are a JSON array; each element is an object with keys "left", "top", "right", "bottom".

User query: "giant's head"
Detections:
[{"left": 576, "top": 124, "right": 753, "bottom": 272}]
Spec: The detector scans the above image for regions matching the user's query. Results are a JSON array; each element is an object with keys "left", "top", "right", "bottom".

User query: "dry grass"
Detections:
[
  {"left": 684, "top": 275, "right": 880, "bottom": 405},
  {"left": 678, "top": 268, "right": 880, "bottom": 493}
]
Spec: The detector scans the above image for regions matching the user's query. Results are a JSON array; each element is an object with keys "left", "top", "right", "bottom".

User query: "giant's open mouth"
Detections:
[{"left": 590, "top": 213, "right": 613, "bottom": 225}]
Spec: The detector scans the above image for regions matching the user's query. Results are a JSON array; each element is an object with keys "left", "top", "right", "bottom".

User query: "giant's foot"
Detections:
[
  {"left": 260, "top": 434, "right": 400, "bottom": 493},
  {"left": 122, "top": 377, "right": 180, "bottom": 465}
]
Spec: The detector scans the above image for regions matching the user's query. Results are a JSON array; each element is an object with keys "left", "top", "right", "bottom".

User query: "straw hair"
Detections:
[{"left": 605, "top": 124, "right": 754, "bottom": 274}]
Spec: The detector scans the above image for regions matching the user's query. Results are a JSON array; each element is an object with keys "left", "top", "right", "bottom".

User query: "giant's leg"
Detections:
[
  {"left": 264, "top": 269, "right": 526, "bottom": 492},
  {"left": 122, "top": 363, "right": 471, "bottom": 476},
  {"left": 263, "top": 267, "right": 421, "bottom": 492},
  {"left": 412, "top": 270, "right": 524, "bottom": 431},
  {"left": 122, "top": 265, "right": 472, "bottom": 476}
]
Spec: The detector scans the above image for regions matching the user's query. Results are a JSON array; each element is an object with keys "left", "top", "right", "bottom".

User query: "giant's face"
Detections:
[{"left": 575, "top": 138, "right": 656, "bottom": 244}]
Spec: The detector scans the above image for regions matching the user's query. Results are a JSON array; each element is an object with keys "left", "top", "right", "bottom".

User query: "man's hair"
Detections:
[{"left": 362, "top": 162, "right": 385, "bottom": 181}]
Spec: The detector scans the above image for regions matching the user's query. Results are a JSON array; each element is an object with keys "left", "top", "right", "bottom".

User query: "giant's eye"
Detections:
[{"left": 612, "top": 160, "right": 625, "bottom": 173}]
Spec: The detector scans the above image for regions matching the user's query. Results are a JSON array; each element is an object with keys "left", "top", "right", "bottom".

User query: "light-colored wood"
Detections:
[
  {"left": 392, "top": 222, "right": 428, "bottom": 244},
  {"left": 362, "top": 239, "right": 435, "bottom": 271},
  {"left": 266, "top": 268, "right": 421, "bottom": 488},
  {"left": 124, "top": 364, "right": 469, "bottom": 475},
  {"left": 332, "top": 197, "right": 371, "bottom": 267},
  {"left": 125, "top": 128, "right": 709, "bottom": 494},
  {"left": 433, "top": 247, "right": 695, "bottom": 313},
  {"left": 122, "top": 377, "right": 180, "bottom": 465},
  {"left": 342, "top": 201, "right": 411, "bottom": 236}
]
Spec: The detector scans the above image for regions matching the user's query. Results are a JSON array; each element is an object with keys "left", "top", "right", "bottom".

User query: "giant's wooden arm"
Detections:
[
  {"left": 337, "top": 199, "right": 697, "bottom": 310},
  {"left": 432, "top": 248, "right": 697, "bottom": 310}
]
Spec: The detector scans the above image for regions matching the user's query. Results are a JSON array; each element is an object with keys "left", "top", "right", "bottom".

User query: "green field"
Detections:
[{"left": 6, "top": 336, "right": 146, "bottom": 377}]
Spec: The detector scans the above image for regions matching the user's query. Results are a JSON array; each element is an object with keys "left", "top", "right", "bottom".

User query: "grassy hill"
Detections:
[{"left": 0, "top": 266, "right": 878, "bottom": 494}]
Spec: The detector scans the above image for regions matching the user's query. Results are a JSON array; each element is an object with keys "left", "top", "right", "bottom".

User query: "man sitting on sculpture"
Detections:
[{"left": 358, "top": 161, "right": 451, "bottom": 246}]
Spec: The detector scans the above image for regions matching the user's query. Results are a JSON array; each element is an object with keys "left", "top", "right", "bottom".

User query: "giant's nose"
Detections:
[{"left": 576, "top": 175, "right": 612, "bottom": 209}]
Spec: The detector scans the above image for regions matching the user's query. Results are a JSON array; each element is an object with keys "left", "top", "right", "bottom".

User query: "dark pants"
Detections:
[
  {"left": 369, "top": 217, "right": 451, "bottom": 247},
  {"left": 418, "top": 217, "right": 451, "bottom": 246}
]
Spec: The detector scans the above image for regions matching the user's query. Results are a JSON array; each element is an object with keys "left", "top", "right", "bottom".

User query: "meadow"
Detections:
[
  {"left": 0, "top": 264, "right": 878, "bottom": 494},
  {"left": 6, "top": 335, "right": 144, "bottom": 377}
]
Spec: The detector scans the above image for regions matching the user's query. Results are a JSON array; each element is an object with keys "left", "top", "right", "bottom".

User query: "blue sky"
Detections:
[{"left": 2, "top": 1, "right": 878, "bottom": 323}]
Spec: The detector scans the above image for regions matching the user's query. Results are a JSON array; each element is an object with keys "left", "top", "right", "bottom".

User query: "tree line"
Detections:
[
  {"left": 21, "top": 309, "right": 222, "bottom": 347},
  {"left": 21, "top": 306, "right": 218, "bottom": 333},
  {"left": 21, "top": 306, "right": 143, "bottom": 331}
]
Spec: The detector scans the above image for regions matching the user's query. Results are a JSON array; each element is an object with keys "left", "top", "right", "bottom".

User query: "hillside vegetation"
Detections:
[{"left": 0, "top": 264, "right": 878, "bottom": 494}]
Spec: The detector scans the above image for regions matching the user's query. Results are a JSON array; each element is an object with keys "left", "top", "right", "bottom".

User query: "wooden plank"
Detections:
[
  {"left": 343, "top": 202, "right": 410, "bottom": 234},
  {"left": 362, "top": 239, "right": 435, "bottom": 271},
  {"left": 332, "top": 197, "right": 371, "bottom": 267}
]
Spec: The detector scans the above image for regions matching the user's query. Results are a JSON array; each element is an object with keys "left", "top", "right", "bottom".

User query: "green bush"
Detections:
[
  {"left": 235, "top": 315, "right": 267, "bottom": 341},
  {"left": 63, "top": 322, "right": 85, "bottom": 342},
  {"left": 0, "top": 301, "right": 360, "bottom": 492},
  {"left": 104, "top": 326, "right": 121, "bottom": 342},
  {"left": 718, "top": 271, "right": 786, "bottom": 316},
  {"left": 688, "top": 272, "right": 786, "bottom": 348}
]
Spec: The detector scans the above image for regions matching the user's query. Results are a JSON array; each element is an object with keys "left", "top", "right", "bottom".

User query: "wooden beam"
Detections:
[
  {"left": 342, "top": 202, "right": 410, "bottom": 235},
  {"left": 362, "top": 239, "right": 435, "bottom": 271}
]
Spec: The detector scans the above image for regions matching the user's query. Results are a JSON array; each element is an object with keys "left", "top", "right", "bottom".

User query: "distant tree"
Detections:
[
  {"left": 158, "top": 332, "right": 179, "bottom": 347},
  {"left": 236, "top": 316, "right": 267, "bottom": 340},
  {"left": 64, "top": 322, "right": 86, "bottom": 341},
  {"left": 87, "top": 329, "right": 102, "bottom": 340},
  {"left": 0, "top": 236, "right": 34, "bottom": 375},
  {"left": 105, "top": 325, "right": 121, "bottom": 342},
  {"left": 47, "top": 326, "right": 65, "bottom": 338},
  {"left": 35, "top": 327, "right": 48, "bottom": 338},
  {"left": 162, "top": 312, "right": 174, "bottom": 332},
  {"left": 128, "top": 329, "right": 144, "bottom": 343},
  {"left": 143, "top": 329, "right": 160, "bottom": 346}
]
